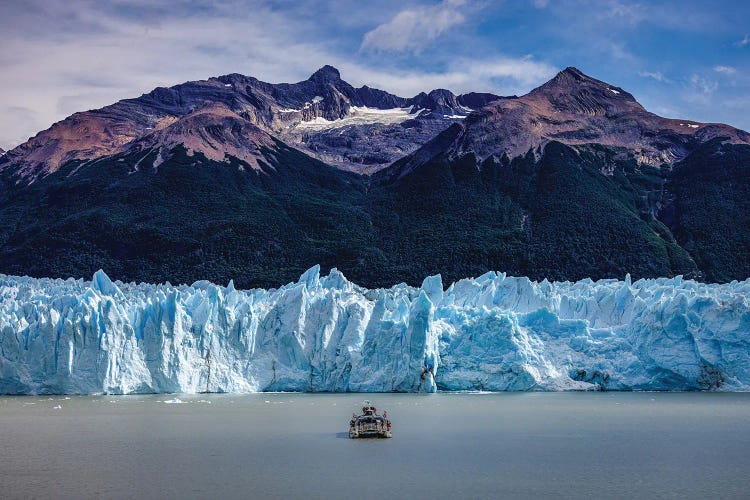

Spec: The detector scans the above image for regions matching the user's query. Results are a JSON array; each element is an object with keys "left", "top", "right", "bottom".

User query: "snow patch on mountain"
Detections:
[
  {"left": 295, "top": 106, "right": 421, "bottom": 130},
  {"left": 1, "top": 268, "right": 748, "bottom": 394}
]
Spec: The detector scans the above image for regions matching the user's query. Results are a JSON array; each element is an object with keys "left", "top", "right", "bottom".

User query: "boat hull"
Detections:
[{"left": 349, "top": 428, "right": 392, "bottom": 439}]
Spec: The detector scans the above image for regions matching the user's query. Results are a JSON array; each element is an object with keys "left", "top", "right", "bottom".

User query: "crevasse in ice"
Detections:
[{"left": 0, "top": 266, "right": 748, "bottom": 394}]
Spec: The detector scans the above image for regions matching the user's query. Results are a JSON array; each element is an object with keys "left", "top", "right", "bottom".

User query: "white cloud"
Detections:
[
  {"left": 0, "top": 2, "right": 335, "bottom": 147},
  {"left": 341, "top": 56, "right": 557, "bottom": 96},
  {"left": 0, "top": 1, "right": 559, "bottom": 150},
  {"left": 596, "top": 0, "right": 645, "bottom": 25},
  {"left": 714, "top": 65, "right": 737, "bottom": 75},
  {"left": 360, "top": 0, "right": 471, "bottom": 53},
  {"left": 638, "top": 71, "right": 670, "bottom": 83},
  {"left": 684, "top": 74, "right": 719, "bottom": 105},
  {"left": 736, "top": 34, "right": 750, "bottom": 47},
  {"left": 690, "top": 74, "right": 718, "bottom": 95},
  {"left": 602, "top": 41, "right": 636, "bottom": 62},
  {"left": 0, "top": 1, "right": 366, "bottom": 148}
]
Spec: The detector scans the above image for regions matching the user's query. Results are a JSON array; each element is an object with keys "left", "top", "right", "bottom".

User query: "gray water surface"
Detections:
[{"left": 1, "top": 392, "right": 749, "bottom": 499}]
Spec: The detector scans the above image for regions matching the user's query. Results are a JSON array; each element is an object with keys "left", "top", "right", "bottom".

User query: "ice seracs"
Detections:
[{"left": 0, "top": 267, "right": 749, "bottom": 394}]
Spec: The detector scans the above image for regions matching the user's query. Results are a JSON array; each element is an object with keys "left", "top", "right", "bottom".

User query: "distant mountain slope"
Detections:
[{"left": 0, "top": 66, "right": 749, "bottom": 287}]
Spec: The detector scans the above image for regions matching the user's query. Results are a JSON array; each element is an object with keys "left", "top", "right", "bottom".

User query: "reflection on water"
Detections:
[{"left": 1, "top": 392, "right": 749, "bottom": 499}]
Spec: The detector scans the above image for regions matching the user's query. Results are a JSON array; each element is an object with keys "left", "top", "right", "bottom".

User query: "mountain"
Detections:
[
  {"left": 0, "top": 65, "right": 492, "bottom": 180},
  {"left": 374, "top": 67, "right": 750, "bottom": 284},
  {"left": 0, "top": 65, "right": 749, "bottom": 288},
  {"left": 390, "top": 67, "right": 749, "bottom": 178}
]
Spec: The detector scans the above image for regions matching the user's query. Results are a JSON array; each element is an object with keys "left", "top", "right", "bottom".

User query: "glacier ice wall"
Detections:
[{"left": 1, "top": 267, "right": 749, "bottom": 394}]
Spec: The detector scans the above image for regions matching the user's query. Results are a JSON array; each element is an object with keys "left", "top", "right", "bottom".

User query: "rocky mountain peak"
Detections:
[
  {"left": 555, "top": 66, "right": 592, "bottom": 83},
  {"left": 427, "top": 88, "right": 458, "bottom": 104},
  {"left": 528, "top": 66, "right": 642, "bottom": 115},
  {"left": 354, "top": 85, "right": 407, "bottom": 108},
  {"left": 407, "top": 89, "right": 466, "bottom": 119},
  {"left": 309, "top": 65, "right": 342, "bottom": 83},
  {"left": 412, "top": 66, "right": 750, "bottom": 170},
  {"left": 542, "top": 66, "right": 613, "bottom": 90}
]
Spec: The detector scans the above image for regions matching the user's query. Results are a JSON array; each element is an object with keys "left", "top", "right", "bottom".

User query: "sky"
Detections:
[{"left": 0, "top": 0, "right": 749, "bottom": 150}]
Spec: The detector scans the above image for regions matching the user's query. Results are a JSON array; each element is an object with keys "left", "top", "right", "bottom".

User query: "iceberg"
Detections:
[{"left": 0, "top": 267, "right": 749, "bottom": 394}]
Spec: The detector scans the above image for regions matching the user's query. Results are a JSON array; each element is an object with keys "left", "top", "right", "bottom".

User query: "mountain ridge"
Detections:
[
  {"left": 3, "top": 65, "right": 749, "bottom": 183},
  {"left": 0, "top": 66, "right": 500, "bottom": 180},
  {"left": 458, "top": 66, "right": 747, "bottom": 162}
]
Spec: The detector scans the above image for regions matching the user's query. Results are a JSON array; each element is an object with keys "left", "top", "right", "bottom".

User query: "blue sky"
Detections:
[{"left": 1, "top": 0, "right": 749, "bottom": 149}]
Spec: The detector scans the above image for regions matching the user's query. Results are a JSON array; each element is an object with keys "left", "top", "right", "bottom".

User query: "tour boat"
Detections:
[{"left": 348, "top": 401, "right": 392, "bottom": 438}]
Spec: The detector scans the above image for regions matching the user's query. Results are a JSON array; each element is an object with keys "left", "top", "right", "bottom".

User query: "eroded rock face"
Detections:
[{"left": 1, "top": 267, "right": 749, "bottom": 394}]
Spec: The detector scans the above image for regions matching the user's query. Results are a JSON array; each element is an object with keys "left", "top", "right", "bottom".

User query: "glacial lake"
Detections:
[{"left": 1, "top": 392, "right": 749, "bottom": 499}]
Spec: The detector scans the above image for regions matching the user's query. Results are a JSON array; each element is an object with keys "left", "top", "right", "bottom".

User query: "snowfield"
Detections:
[
  {"left": 294, "top": 106, "right": 425, "bottom": 130},
  {"left": 1, "top": 267, "right": 749, "bottom": 394}
]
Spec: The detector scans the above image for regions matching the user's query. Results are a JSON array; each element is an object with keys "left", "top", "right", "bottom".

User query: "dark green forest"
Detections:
[{"left": 0, "top": 138, "right": 748, "bottom": 289}]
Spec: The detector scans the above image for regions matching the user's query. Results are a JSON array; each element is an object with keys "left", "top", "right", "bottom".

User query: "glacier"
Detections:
[{"left": 1, "top": 266, "right": 749, "bottom": 394}]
